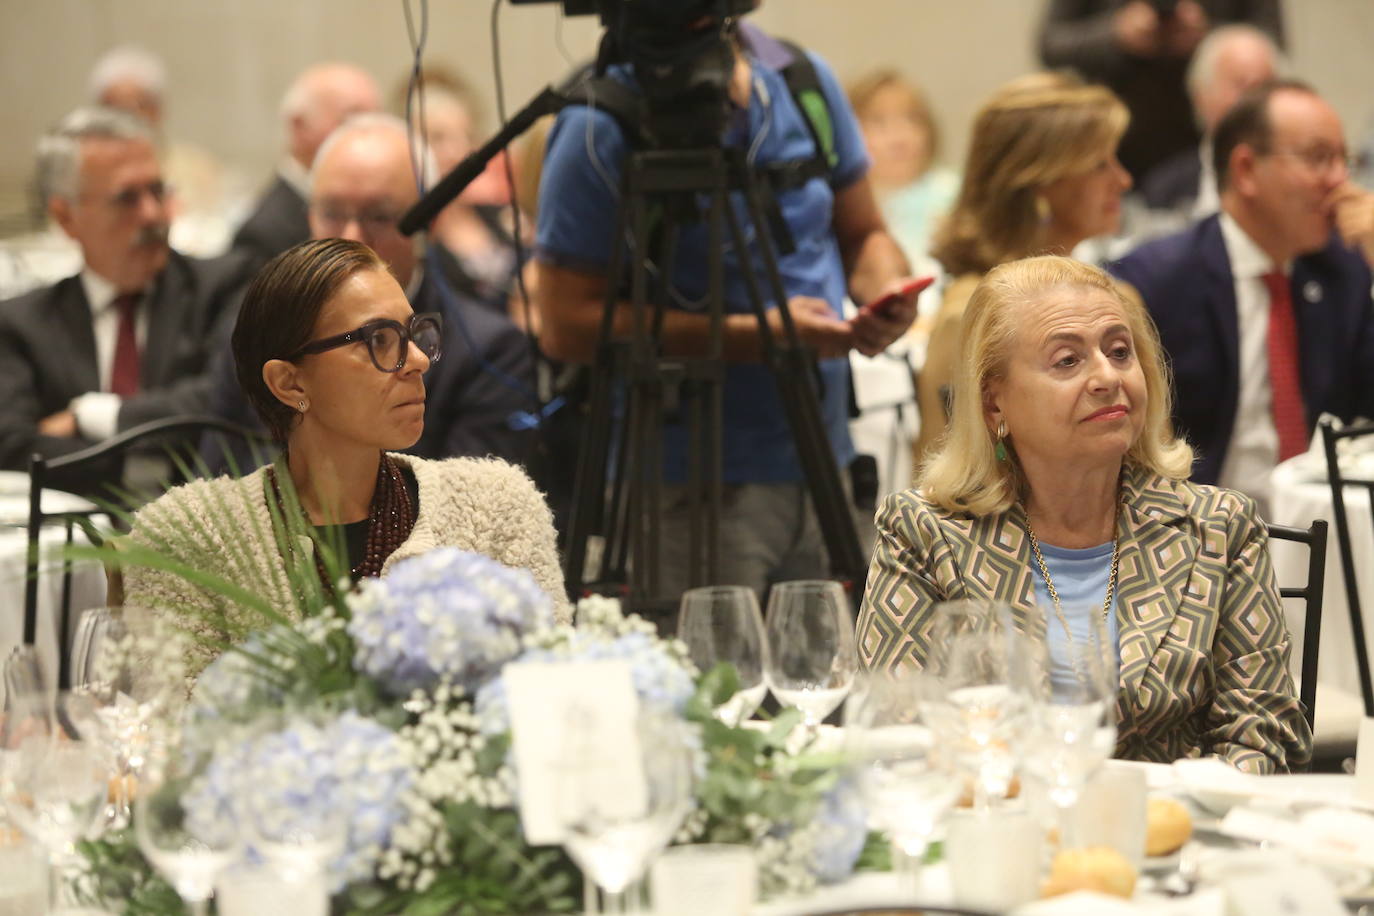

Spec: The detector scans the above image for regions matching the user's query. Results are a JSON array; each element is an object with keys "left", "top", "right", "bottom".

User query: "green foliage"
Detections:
[
  {"left": 73, "top": 831, "right": 186, "bottom": 916},
  {"left": 344, "top": 805, "right": 579, "bottom": 916}
]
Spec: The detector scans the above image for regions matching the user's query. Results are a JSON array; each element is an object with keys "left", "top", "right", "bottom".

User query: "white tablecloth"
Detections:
[
  {"left": 0, "top": 488, "right": 108, "bottom": 704},
  {"left": 1270, "top": 458, "right": 1374, "bottom": 739}
]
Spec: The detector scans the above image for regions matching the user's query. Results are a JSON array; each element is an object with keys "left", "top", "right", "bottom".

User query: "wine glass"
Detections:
[
  {"left": 558, "top": 709, "right": 697, "bottom": 914},
  {"left": 764, "top": 580, "right": 857, "bottom": 730},
  {"left": 135, "top": 747, "right": 242, "bottom": 916},
  {"left": 71, "top": 606, "right": 188, "bottom": 828},
  {"left": 0, "top": 681, "right": 109, "bottom": 912},
  {"left": 677, "top": 586, "right": 769, "bottom": 725},
  {"left": 1020, "top": 606, "right": 1118, "bottom": 848},
  {"left": 845, "top": 671, "right": 960, "bottom": 888},
  {"left": 922, "top": 600, "right": 1036, "bottom": 809}
]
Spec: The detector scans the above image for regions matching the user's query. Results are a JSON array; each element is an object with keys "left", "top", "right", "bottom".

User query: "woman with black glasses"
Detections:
[{"left": 123, "top": 239, "right": 569, "bottom": 675}]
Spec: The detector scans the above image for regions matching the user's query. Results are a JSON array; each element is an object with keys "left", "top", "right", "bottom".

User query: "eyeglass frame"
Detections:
[
  {"left": 308, "top": 200, "right": 406, "bottom": 239},
  {"left": 81, "top": 179, "right": 171, "bottom": 212},
  {"left": 1257, "top": 144, "right": 1355, "bottom": 176},
  {"left": 286, "top": 311, "right": 443, "bottom": 373}
]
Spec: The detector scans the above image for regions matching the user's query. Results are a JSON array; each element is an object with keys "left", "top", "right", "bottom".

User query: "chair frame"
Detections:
[
  {"left": 1319, "top": 417, "right": 1374, "bottom": 716},
  {"left": 23, "top": 414, "right": 270, "bottom": 688},
  {"left": 1266, "top": 520, "right": 1328, "bottom": 733}
]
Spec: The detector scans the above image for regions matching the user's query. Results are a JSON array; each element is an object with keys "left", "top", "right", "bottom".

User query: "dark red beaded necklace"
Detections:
[{"left": 269, "top": 454, "right": 417, "bottom": 584}]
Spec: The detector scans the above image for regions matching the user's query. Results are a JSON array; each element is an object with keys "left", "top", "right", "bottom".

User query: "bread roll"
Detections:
[
  {"left": 1145, "top": 797, "right": 1192, "bottom": 856},
  {"left": 1042, "top": 846, "right": 1137, "bottom": 899}
]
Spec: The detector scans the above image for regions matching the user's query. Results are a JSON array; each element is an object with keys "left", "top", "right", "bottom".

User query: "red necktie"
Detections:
[
  {"left": 109, "top": 293, "right": 141, "bottom": 398},
  {"left": 1262, "top": 271, "right": 1306, "bottom": 461}
]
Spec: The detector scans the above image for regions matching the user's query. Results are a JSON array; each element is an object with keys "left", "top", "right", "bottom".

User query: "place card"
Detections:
[{"left": 503, "top": 659, "right": 645, "bottom": 844}]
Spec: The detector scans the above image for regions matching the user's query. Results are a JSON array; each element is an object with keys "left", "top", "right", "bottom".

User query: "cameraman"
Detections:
[{"left": 534, "top": 8, "right": 919, "bottom": 597}]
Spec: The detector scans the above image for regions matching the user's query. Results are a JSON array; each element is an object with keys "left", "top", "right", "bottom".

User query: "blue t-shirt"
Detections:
[
  {"left": 535, "top": 37, "right": 869, "bottom": 484},
  {"left": 1030, "top": 540, "right": 1122, "bottom": 700}
]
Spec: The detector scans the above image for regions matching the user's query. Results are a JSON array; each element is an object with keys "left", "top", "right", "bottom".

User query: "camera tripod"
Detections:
[{"left": 562, "top": 145, "right": 868, "bottom": 617}]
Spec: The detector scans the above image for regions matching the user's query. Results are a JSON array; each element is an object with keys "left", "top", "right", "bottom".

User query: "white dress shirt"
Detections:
[
  {"left": 1216, "top": 212, "right": 1291, "bottom": 511},
  {"left": 1192, "top": 138, "right": 1220, "bottom": 219},
  {"left": 70, "top": 269, "right": 148, "bottom": 440}
]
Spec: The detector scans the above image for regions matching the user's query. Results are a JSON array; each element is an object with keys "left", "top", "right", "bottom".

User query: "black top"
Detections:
[{"left": 313, "top": 464, "right": 420, "bottom": 574}]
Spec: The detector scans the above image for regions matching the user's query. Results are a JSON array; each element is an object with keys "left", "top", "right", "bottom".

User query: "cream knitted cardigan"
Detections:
[{"left": 123, "top": 454, "right": 570, "bottom": 673}]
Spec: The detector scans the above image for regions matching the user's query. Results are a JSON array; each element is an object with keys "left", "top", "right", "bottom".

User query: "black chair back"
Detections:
[
  {"left": 1266, "top": 520, "right": 1328, "bottom": 733},
  {"left": 1319, "top": 417, "right": 1374, "bottom": 715},
  {"left": 24, "top": 414, "right": 271, "bottom": 688}
]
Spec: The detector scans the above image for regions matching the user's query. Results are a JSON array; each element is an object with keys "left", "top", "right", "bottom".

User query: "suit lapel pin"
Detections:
[{"left": 1302, "top": 280, "right": 1322, "bottom": 304}]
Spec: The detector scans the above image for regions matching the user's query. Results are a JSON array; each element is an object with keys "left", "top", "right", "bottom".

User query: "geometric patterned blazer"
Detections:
[{"left": 858, "top": 463, "right": 1312, "bottom": 774}]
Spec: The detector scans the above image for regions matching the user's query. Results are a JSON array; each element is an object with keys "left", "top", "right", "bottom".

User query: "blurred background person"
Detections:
[
  {"left": 1137, "top": 23, "right": 1282, "bottom": 218},
  {"left": 231, "top": 62, "right": 381, "bottom": 271},
  {"left": 914, "top": 73, "right": 1130, "bottom": 465},
  {"left": 89, "top": 45, "right": 249, "bottom": 258},
  {"left": 0, "top": 107, "right": 247, "bottom": 494},
  {"left": 858, "top": 255, "right": 1310, "bottom": 773},
  {"left": 1038, "top": 0, "right": 1284, "bottom": 183}
]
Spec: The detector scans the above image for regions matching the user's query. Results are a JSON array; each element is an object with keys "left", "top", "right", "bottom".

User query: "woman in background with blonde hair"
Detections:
[
  {"left": 914, "top": 73, "right": 1132, "bottom": 463},
  {"left": 859, "top": 255, "right": 1310, "bottom": 773}
]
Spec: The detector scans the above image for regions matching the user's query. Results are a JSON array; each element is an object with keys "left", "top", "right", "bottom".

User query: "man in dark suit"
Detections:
[
  {"left": 231, "top": 63, "right": 380, "bottom": 270},
  {"left": 1111, "top": 80, "right": 1374, "bottom": 508},
  {"left": 208, "top": 113, "right": 536, "bottom": 469},
  {"left": 0, "top": 107, "right": 248, "bottom": 492}
]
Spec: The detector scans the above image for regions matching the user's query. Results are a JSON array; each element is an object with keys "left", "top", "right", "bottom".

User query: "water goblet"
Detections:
[
  {"left": 1020, "top": 606, "right": 1118, "bottom": 848},
  {"left": 922, "top": 600, "right": 1036, "bottom": 809},
  {"left": 764, "top": 580, "right": 857, "bottom": 730},
  {"left": 677, "top": 586, "right": 769, "bottom": 725},
  {"left": 845, "top": 671, "right": 959, "bottom": 890},
  {"left": 558, "top": 709, "right": 697, "bottom": 914},
  {"left": 135, "top": 748, "right": 241, "bottom": 916}
]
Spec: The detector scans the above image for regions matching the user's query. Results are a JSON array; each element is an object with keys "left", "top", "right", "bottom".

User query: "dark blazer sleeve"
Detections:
[
  {"left": 0, "top": 293, "right": 98, "bottom": 469},
  {"left": 1038, "top": 0, "right": 1127, "bottom": 78}
]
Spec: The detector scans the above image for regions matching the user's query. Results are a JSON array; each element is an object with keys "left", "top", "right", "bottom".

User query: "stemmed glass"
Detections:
[
  {"left": 0, "top": 651, "right": 109, "bottom": 912},
  {"left": 922, "top": 600, "right": 1036, "bottom": 809},
  {"left": 135, "top": 746, "right": 242, "bottom": 916},
  {"left": 677, "top": 586, "right": 770, "bottom": 725},
  {"left": 71, "top": 606, "right": 188, "bottom": 829},
  {"left": 558, "top": 709, "right": 697, "bottom": 914},
  {"left": 764, "top": 580, "right": 858, "bottom": 731},
  {"left": 846, "top": 671, "right": 960, "bottom": 889},
  {"left": 1020, "top": 606, "right": 1118, "bottom": 849}
]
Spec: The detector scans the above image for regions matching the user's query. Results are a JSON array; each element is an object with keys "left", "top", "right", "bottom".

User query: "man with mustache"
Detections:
[
  {"left": 0, "top": 107, "right": 247, "bottom": 491},
  {"left": 1111, "top": 80, "right": 1374, "bottom": 511}
]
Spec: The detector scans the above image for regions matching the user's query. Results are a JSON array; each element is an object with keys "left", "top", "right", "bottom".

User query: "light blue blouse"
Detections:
[{"left": 1030, "top": 540, "right": 1122, "bottom": 699}]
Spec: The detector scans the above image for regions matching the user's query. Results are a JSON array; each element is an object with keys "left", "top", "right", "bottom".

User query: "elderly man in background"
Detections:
[
  {"left": 0, "top": 107, "right": 248, "bottom": 492},
  {"left": 1111, "top": 80, "right": 1374, "bottom": 511},
  {"left": 231, "top": 62, "right": 380, "bottom": 269},
  {"left": 209, "top": 114, "right": 535, "bottom": 469},
  {"left": 89, "top": 44, "right": 244, "bottom": 256},
  {"left": 1138, "top": 24, "right": 1282, "bottom": 216}
]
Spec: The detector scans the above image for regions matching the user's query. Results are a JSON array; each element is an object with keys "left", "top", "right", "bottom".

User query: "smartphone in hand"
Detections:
[{"left": 860, "top": 276, "right": 935, "bottom": 319}]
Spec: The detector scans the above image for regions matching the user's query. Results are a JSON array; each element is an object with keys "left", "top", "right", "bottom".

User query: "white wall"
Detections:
[{"left": 2, "top": 1, "right": 1371, "bottom": 215}]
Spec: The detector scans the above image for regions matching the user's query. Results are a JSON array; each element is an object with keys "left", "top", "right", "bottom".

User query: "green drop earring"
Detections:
[{"left": 994, "top": 420, "right": 1008, "bottom": 462}]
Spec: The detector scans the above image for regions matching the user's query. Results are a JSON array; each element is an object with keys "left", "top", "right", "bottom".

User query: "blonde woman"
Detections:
[
  {"left": 914, "top": 73, "right": 1132, "bottom": 463},
  {"left": 858, "top": 256, "right": 1310, "bottom": 773}
]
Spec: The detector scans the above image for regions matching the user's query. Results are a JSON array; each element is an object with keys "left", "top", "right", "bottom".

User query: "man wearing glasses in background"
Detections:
[
  {"left": 1111, "top": 80, "right": 1374, "bottom": 513},
  {"left": 206, "top": 113, "right": 534, "bottom": 470},
  {"left": 0, "top": 107, "right": 249, "bottom": 493}
]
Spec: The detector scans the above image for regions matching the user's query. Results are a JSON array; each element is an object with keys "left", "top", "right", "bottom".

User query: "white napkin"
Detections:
[
  {"left": 1282, "top": 413, "right": 1374, "bottom": 483},
  {"left": 1220, "top": 805, "right": 1374, "bottom": 869}
]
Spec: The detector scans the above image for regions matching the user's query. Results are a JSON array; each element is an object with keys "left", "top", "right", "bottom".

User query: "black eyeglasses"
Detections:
[{"left": 288, "top": 312, "right": 443, "bottom": 372}]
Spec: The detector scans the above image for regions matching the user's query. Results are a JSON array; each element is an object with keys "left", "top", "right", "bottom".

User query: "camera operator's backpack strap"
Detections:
[{"left": 774, "top": 39, "right": 838, "bottom": 178}]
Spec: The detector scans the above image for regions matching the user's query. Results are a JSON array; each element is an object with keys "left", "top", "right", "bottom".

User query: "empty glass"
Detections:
[
  {"left": 1021, "top": 606, "right": 1118, "bottom": 846},
  {"left": 764, "top": 580, "right": 857, "bottom": 730},
  {"left": 845, "top": 672, "right": 959, "bottom": 885},
  {"left": 71, "top": 606, "right": 188, "bottom": 828},
  {"left": 922, "top": 600, "right": 1036, "bottom": 809},
  {"left": 558, "top": 710, "right": 697, "bottom": 914},
  {"left": 677, "top": 586, "right": 769, "bottom": 726}
]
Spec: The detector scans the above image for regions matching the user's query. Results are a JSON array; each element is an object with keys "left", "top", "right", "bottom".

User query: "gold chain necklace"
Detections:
[{"left": 1025, "top": 514, "right": 1120, "bottom": 682}]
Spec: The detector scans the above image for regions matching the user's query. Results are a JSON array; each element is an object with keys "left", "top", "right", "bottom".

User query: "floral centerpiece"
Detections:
[{"left": 75, "top": 545, "right": 879, "bottom": 915}]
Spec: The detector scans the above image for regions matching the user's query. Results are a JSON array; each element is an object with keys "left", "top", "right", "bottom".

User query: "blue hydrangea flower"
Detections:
[
  {"left": 184, "top": 711, "right": 414, "bottom": 890},
  {"left": 182, "top": 631, "right": 292, "bottom": 750},
  {"left": 809, "top": 777, "right": 868, "bottom": 884},
  {"left": 474, "top": 629, "right": 697, "bottom": 735},
  {"left": 346, "top": 548, "right": 553, "bottom": 695}
]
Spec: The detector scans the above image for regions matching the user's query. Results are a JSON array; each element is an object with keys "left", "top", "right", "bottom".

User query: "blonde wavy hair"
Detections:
[
  {"left": 920, "top": 256, "right": 1194, "bottom": 516},
  {"left": 930, "top": 73, "right": 1129, "bottom": 277}
]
